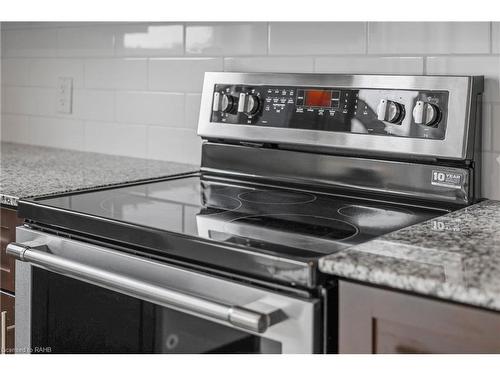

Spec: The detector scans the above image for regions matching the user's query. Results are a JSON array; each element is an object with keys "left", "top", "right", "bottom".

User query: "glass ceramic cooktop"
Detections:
[{"left": 37, "top": 176, "right": 445, "bottom": 257}]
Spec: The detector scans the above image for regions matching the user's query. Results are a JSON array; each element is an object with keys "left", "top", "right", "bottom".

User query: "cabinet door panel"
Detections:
[
  {"left": 339, "top": 281, "right": 500, "bottom": 354},
  {"left": 1, "top": 291, "right": 15, "bottom": 354},
  {"left": 1, "top": 207, "right": 23, "bottom": 293}
]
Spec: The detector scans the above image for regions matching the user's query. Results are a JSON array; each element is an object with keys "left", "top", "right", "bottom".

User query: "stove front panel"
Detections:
[
  {"left": 210, "top": 84, "right": 449, "bottom": 141},
  {"left": 198, "top": 73, "right": 483, "bottom": 161}
]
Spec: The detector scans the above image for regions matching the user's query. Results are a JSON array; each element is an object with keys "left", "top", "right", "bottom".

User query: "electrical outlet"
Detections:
[{"left": 57, "top": 77, "right": 73, "bottom": 114}]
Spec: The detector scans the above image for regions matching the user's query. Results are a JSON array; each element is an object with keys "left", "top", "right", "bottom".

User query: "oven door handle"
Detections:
[{"left": 6, "top": 242, "right": 273, "bottom": 334}]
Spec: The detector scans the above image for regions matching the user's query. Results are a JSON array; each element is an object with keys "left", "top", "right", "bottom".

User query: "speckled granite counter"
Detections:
[
  {"left": 319, "top": 199, "right": 500, "bottom": 311},
  {"left": 0, "top": 142, "right": 198, "bottom": 207}
]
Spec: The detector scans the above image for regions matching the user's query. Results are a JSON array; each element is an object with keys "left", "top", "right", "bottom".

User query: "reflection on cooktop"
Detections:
[
  {"left": 37, "top": 175, "right": 446, "bottom": 259},
  {"left": 200, "top": 193, "right": 242, "bottom": 212},
  {"left": 229, "top": 214, "right": 358, "bottom": 241},
  {"left": 338, "top": 204, "right": 413, "bottom": 217},
  {"left": 337, "top": 204, "right": 416, "bottom": 230}
]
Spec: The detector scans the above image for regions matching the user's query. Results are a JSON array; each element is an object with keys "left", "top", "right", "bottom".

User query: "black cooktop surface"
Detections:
[{"left": 25, "top": 175, "right": 445, "bottom": 259}]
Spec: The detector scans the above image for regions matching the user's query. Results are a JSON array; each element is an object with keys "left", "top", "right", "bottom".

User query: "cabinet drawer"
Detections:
[{"left": 339, "top": 281, "right": 500, "bottom": 354}]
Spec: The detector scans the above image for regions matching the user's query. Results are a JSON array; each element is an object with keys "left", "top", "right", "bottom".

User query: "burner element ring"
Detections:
[
  {"left": 201, "top": 193, "right": 242, "bottom": 214},
  {"left": 227, "top": 213, "right": 359, "bottom": 242}
]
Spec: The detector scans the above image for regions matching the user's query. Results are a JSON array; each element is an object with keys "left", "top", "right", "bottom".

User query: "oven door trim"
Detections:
[{"left": 13, "top": 227, "right": 320, "bottom": 354}]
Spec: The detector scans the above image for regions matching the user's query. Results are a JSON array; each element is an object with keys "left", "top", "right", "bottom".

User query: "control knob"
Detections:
[
  {"left": 212, "top": 92, "right": 236, "bottom": 113},
  {"left": 412, "top": 101, "right": 440, "bottom": 126},
  {"left": 377, "top": 99, "right": 404, "bottom": 124},
  {"left": 220, "top": 94, "right": 236, "bottom": 113},
  {"left": 238, "top": 93, "right": 260, "bottom": 116}
]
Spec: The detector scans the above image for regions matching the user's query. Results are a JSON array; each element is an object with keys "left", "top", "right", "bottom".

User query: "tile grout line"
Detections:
[
  {"left": 488, "top": 103, "right": 494, "bottom": 152},
  {"left": 146, "top": 52, "right": 151, "bottom": 91},
  {"left": 490, "top": 22, "right": 493, "bottom": 54},
  {"left": 267, "top": 22, "right": 271, "bottom": 56},
  {"left": 365, "top": 22, "right": 369, "bottom": 55},
  {"left": 182, "top": 22, "right": 187, "bottom": 56},
  {"left": 112, "top": 85, "right": 117, "bottom": 125}
]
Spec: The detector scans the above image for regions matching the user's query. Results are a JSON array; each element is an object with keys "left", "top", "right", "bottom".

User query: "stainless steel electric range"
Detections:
[{"left": 8, "top": 73, "right": 483, "bottom": 354}]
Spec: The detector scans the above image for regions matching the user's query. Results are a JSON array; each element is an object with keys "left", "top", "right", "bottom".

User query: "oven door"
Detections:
[{"left": 9, "top": 227, "right": 320, "bottom": 354}]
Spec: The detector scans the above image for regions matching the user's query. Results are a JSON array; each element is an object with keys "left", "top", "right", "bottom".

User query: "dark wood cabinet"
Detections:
[
  {"left": 1, "top": 207, "right": 23, "bottom": 354},
  {"left": 1, "top": 291, "right": 15, "bottom": 354},
  {"left": 1, "top": 207, "right": 23, "bottom": 293},
  {"left": 339, "top": 281, "right": 500, "bottom": 354}
]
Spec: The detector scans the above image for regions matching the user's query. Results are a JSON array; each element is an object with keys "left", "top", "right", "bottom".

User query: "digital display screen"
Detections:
[{"left": 305, "top": 90, "right": 332, "bottom": 107}]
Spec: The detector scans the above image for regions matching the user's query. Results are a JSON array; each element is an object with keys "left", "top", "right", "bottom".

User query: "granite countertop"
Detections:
[
  {"left": 319, "top": 199, "right": 500, "bottom": 311},
  {"left": 0, "top": 142, "right": 198, "bottom": 206}
]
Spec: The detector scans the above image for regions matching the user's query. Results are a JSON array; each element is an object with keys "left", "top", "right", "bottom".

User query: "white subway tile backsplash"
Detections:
[
  {"left": 3, "top": 28, "right": 58, "bottom": 57},
  {"left": 184, "top": 94, "right": 201, "bottom": 131},
  {"left": 1, "top": 58, "right": 85, "bottom": 88},
  {"left": 1, "top": 58, "right": 32, "bottom": 86},
  {"left": 426, "top": 56, "right": 500, "bottom": 102},
  {"left": 269, "top": 22, "right": 365, "bottom": 55},
  {"left": 57, "top": 26, "right": 115, "bottom": 57},
  {"left": 3, "top": 86, "right": 27, "bottom": 113},
  {"left": 482, "top": 152, "right": 500, "bottom": 200},
  {"left": 84, "top": 58, "right": 148, "bottom": 90},
  {"left": 368, "top": 22, "right": 490, "bottom": 54},
  {"left": 491, "top": 104, "right": 500, "bottom": 152},
  {"left": 29, "top": 58, "right": 85, "bottom": 88},
  {"left": 3, "top": 86, "right": 56, "bottom": 116},
  {"left": 186, "top": 23, "right": 267, "bottom": 56},
  {"left": 493, "top": 23, "right": 500, "bottom": 54},
  {"left": 2, "top": 86, "right": 114, "bottom": 121},
  {"left": 115, "top": 91, "right": 184, "bottom": 126},
  {"left": 84, "top": 121, "right": 148, "bottom": 158},
  {"left": 114, "top": 23, "right": 184, "bottom": 57},
  {"left": 0, "top": 114, "right": 32, "bottom": 143},
  {"left": 315, "top": 56, "right": 424, "bottom": 74},
  {"left": 147, "top": 126, "right": 201, "bottom": 165},
  {"left": 73, "top": 90, "right": 115, "bottom": 122},
  {"left": 224, "top": 57, "right": 314, "bottom": 73},
  {"left": 1, "top": 21, "right": 499, "bottom": 189},
  {"left": 1, "top": 87, "right": 6, "bottom": 111},
  {"left": 1, "top": 32, "right": 5, "bottom": 57},
  {"left": 149, "top": 58, "right": 223, "bottom": 92},
  {"left": 482, "top": 103, "right": 492, "bottom": 152},
  {"left": 30, "top": 116, "right": 85, "bottom": 150}
]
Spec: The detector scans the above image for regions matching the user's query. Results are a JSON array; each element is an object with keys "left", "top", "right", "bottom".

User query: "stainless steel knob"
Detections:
[
  {"left": 221, "top": 94, "right": 235, "bottom": 113},
  {"left": 377, "top": 99, "right": 404, "bottom": 124},
  {"left": 245, "top": 95, "right": 260, "bottom": 115},
  {"left": 238, "top": 93, "right": 260, "bottom": 116},
  {"left": 413, "top": 101, "right": 440, "bottom": 126}
]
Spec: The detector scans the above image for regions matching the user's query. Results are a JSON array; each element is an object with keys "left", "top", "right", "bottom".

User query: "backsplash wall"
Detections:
[{"left": 0, "top": 22, "right": 499, "bottom": 199}]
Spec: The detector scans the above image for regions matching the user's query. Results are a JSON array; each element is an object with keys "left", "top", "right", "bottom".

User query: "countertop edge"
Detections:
[
  {"left": 319, "top": 256, "right": 500, "bottom": 312},
  {"left": 319, "top": 199, "right": 500, "bottom": 313}
]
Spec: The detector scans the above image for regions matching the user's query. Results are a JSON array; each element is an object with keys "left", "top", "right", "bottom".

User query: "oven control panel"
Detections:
[{"left": 210, "top": 84, "right": 449, "bottom": 140}]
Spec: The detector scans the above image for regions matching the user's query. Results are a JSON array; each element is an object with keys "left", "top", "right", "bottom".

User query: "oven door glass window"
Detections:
[{"left": 31, "top": 269, "right": 281, "bottom": 354}]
